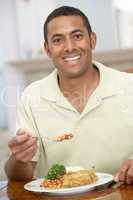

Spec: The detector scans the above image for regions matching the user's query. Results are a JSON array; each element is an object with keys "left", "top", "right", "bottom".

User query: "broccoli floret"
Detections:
[{"left": 46, "top": 164, "right": 66, "bottom": 180}]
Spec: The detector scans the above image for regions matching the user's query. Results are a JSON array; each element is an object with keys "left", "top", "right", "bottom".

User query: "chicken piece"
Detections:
[
  {"left": 62, "top": 169, "right": 98, "bottom": 188},
  {"left": 56, "top": 133, "right": 73, "bottom": 142}
]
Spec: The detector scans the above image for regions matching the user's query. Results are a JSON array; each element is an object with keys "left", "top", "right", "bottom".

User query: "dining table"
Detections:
[{"left": 0, "top": 180, "right": 133, "bottom": 200}]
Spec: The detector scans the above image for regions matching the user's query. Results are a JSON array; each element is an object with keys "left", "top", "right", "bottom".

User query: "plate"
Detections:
[{"left": 24, "top": 168, "right": 113, "bottom": 196}]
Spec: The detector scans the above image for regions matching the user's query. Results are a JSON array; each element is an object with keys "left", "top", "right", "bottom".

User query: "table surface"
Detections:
[{"left": 0, "top": 181, "right": 133, "bottom": 200}]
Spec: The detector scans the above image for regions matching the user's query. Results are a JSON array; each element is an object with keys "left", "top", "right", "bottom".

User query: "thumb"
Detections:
[
  {"left": 114, "top": 173, "right": 119, "bottom": 182},
  {"left": 114, "top": 160, "right": 130, "bottom": 182}
]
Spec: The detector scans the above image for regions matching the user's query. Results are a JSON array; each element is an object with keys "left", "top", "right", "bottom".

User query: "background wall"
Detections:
[
  {"left": 0, "top": 0, "right": 56, "bottom": 132},
  {"left": 15, "top": 0, "right": 56, "bottom": 59},
  {"left": 0, "top": 0, "right": 118, "bottom": 64},
  {"left": 55, "top": 0, "right": 117, "bottom": 51},
  {"left": 0, "top": 0, "right": 18, "bottom": 64}
]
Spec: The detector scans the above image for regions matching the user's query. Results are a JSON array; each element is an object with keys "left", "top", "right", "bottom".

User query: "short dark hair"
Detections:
[{"left": 43, "top": 6, "right": 92, "bottom": 43}]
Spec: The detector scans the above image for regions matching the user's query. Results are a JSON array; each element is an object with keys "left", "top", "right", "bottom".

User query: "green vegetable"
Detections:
[{"left": 46, "top": 164, "right": 66, "bottom": 180}]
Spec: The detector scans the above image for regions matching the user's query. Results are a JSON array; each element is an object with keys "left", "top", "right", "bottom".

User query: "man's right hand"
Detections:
[{"left": 8, "top": 129, "right": 38, "bottom": 163}]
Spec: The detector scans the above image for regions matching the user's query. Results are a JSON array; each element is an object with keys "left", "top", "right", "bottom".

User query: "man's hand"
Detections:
[
  {"left": 114, "top": 159, "right": 133, "bottom": 184},
  {"left": 8, "top": 129, "right": 38, "bottom": 163},
  {"left": 5, "top": 129, "right": 38, "bottom": 180}
]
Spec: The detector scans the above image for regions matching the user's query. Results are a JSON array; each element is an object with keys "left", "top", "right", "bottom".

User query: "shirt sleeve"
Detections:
[{"left": 15, "top": 90, "right": 40, "bottom": 162}]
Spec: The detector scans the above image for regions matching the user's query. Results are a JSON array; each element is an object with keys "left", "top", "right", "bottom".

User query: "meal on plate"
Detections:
[{"left": 40, "top": 164, "right": 98, "bottom": 189}]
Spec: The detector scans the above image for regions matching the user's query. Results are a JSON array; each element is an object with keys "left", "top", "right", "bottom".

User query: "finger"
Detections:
[
  {"left": 16, "top": 129, "right": 33, "bottom": 137},
  {"left": 126, "top": 166, "right": 133, "bottom": 184},
  {"left": 16, "top": 129, "right": 26, "bottom": 135},
  {"left": 14, "top": 144, "right": 38, "bottom": 163},
  {"left": 8, "top": 130, "right": 29, "bottom": 147},
  {"left": 118, "top": 171, "right": 126, "bottom": 182},
  {"left": 8, "top": 134, "right": 29, "bottom": 147},
  {"left": 115, "top": 161, "right": 129, "bottom": 182},
  {"left": 12, "top": 137, "right": 37, "bottom": 155},
  {"left": 8, "top": 137, "right": 18, "bottom": 147},
  {"left": 114, "top": 173, "right": 119, "bottom": 182},
  {"left": 21, "top": 148, "right": 38, "bottom": 163},
  {"left": 16, "top": 129, "right": 31, "bottom": 143}
]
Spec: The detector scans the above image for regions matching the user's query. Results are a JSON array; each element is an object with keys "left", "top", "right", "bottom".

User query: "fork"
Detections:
[
  {"left": 33, "top": 136, "right": 58, "bottom": 142},
  {"left": 111, "top": 181, "right": 124, "bottom": 189},
  {"left": 96, "top": 181, "right": 124, "bottom": 192},
  {"left": 33, "top": 133, "right": 74, "bottom": 142},
  {"left": 96, "top": 183, "right": 111, "bottom": 192}
]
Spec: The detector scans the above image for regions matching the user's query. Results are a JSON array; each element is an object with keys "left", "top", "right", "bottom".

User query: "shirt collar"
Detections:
[
  {"left": 40, "top": 61, "right": 119, "bottom": 102},
  {"left": 40, "top": 69, "right": 61, "bottom": 102},
  {"left": 92, "top": 61, "right": 118, "bottom": 99}
]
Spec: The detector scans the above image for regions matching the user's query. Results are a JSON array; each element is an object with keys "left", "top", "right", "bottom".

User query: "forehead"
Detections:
[{"left": 47, "top": 15, "right": 87, "bottom": 37}]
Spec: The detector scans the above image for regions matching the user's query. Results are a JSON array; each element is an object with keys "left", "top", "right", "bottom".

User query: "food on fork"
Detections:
[
  {"left": 40, "top": 164, "right": 98, "bottom": 189},
  {"left": 54, "top": 133, "right": 73, "bottom": 142},
  {"left": 55, "top": 133, "right": 73, "bottom": 142}
]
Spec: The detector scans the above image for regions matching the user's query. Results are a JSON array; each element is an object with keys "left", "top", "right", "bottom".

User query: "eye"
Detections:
[
  {"left": 52, "top": 37, "right": 63, "bottom": 45},
  {"left": 74, "top": 33, "right": 83, "bottom": 40}
]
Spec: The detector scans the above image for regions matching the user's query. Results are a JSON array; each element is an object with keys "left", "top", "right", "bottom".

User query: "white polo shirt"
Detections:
[{"left": 16, "top": 61, "right": 133, "bottom": 178}]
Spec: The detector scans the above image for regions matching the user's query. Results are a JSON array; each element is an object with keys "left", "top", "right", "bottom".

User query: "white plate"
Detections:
[{"left": 24, "top": 168, "right": 113, "bottom": 196}]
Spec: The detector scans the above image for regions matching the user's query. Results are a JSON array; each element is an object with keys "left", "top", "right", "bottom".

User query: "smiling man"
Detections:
[{"left": 5, "top": 6, "right": 133, "bottom": 184}]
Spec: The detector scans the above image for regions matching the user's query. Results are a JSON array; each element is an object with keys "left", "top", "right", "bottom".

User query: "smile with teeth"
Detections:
[{"left": 64, "top": 55, "right": 80, "bottom": 62}]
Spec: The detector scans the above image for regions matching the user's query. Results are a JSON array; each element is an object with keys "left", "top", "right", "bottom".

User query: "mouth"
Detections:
[{"left": 63, "top": 55, "right": 81, "bottom": 62}]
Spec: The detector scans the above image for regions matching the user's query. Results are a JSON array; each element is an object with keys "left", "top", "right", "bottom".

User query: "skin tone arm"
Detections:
[
  {"left": 114, "top": 159, "right": 133, "bottom": 184},
  {"left": 5, "top": 129, "right": 38, "bottom": 181}
]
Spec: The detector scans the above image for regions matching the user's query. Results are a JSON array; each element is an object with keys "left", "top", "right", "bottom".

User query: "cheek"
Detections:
[
  {"left": 50, "top": 46, "right": 62, "bottom": 57},
  {"left": 50, "top": 50, "right": 63, "bottom": 65},
  {"left": 79, "top": 39, "right": 91, "bottom": 51},
  {"left": 80, "top": 44, "right": 92, "bottom": 62}
]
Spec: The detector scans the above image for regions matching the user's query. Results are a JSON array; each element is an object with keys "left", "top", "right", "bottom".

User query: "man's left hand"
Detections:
[{"left": 114, "top": 159, "right": 133, "bottom": 184}]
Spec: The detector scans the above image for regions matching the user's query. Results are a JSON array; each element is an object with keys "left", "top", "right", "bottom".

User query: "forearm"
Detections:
[{"left": 5, "top": 155, "right": 36, "bottom": 181}]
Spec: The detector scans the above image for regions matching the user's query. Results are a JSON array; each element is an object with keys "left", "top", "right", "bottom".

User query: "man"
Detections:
[{"left": 5, "top": 6, "right": 133, "bottom": 183}]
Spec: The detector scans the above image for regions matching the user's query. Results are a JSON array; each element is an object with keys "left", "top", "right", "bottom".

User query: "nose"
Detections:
[{"left": 64, "top": 37, "right": 75, "bottom": 52}]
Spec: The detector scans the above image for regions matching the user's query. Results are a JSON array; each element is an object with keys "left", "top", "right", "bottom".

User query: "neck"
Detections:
[
  {"left": 58, "top": 66, "right": 99, "bottom": 97},
  {"left": 58, "top": 66, "right": 99, "bottom": 113}
]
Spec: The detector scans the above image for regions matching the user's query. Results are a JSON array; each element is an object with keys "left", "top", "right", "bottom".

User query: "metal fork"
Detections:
[
  {"left": 33, "top": 136, "right": 58, "bottom": 142},
  {"left": 96, "top": 183, "right": 111, "bottom": 192},
  {"left": 111, "top": 181, "right": 124, "bottom": 189},
  {"left": 96, "top": 181, "right": 124, "bottom": 192},
  {"left": 33, "top": 133, "right": 73, "bottom": 142}
]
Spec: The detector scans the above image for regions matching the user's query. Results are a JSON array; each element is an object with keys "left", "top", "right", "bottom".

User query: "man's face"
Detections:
[{"left": 44, "top": 15, "right": 96, "bottom": 79}]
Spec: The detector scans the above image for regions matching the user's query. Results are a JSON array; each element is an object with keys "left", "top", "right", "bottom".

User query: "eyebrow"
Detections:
[
  {"left": 71, "top": 29, "right": 83, "bottom": 34},
  {"left": 51, "top": 29, "right": 83, "bottom": 40},
  {"left": 51, "top": 34, "right": 63, "bottom": 40}
]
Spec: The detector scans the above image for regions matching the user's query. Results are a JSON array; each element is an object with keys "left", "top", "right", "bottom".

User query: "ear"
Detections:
[
  {"left": 44, "top": 41, "right": 51, "bottom": 57},
  {"left": 90, "top": 32, "right": 97, "bottom": 50}
]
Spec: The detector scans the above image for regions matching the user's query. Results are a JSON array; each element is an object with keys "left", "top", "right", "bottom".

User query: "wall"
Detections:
[
  {"left": 0, "top": 0, "right": 118, "bottom": 61},
  {"left": 0, "top": 0, "right": 19, "bottom": 64},
  {"left": 55, "top": 0, "right": 117, "bottom": 51},
  {"left": 0, "top": 0, "right": 56, "bottom": 132},
  {"left": 15, "top": 0, "right": 56, "bottom": 59}
]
